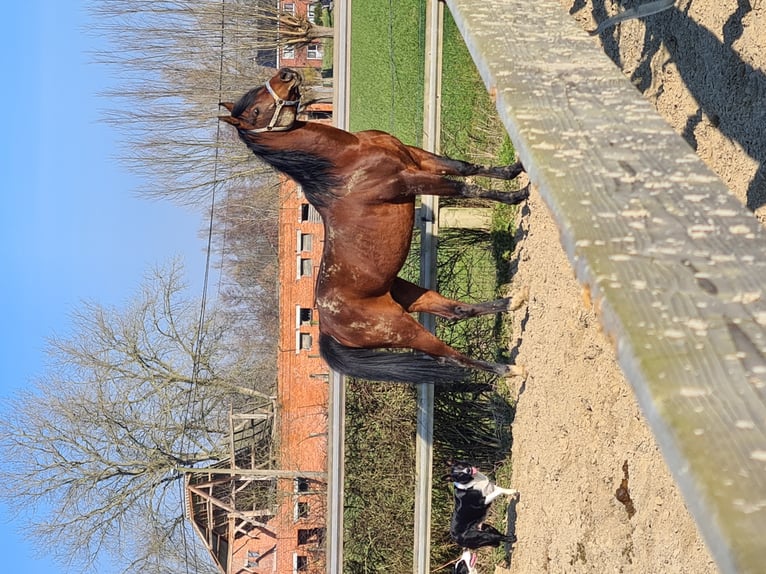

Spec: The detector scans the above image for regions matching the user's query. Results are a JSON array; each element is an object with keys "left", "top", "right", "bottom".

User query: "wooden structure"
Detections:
[
  {"left": 444, "top": 1, "right": 766, "bottom": 573},
  {"left": 186, "top": 399, "right": 326, "bottom": 573},
  {"left": 186, "top": 400, "right": 279, "bottom": 573}
]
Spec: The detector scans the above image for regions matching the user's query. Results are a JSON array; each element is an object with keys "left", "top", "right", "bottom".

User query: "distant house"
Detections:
[
  {"left": 277, "top": 0, "right": 328, "bottom": 71},
  {"left": 186, "top": 103, "right": 332, "bottom": 574}
]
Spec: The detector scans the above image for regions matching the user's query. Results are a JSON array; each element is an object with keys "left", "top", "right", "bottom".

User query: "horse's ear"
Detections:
[
  {"left": 219, "top": 101, "right": 234, "bottom": 112},
  {"left": 218, "top": 115, "right": 241, "bottom": 127}
]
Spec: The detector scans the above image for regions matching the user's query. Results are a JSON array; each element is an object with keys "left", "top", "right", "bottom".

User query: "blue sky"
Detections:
[{"left": 1, "top": 2, "right": 213, "bottom": 572}]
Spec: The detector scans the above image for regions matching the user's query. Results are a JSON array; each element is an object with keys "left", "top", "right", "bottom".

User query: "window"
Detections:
[
  {"left": 295, "top": 555, "right": 308, "bottom": 572},
  {"left": 307, "top": 43, "right": 322, "bottom": 60},
  {"left": 299, "top": 333, "right": 312, "bottom": 351},
  {"left": 306, "top": 108, "right": 332, "bottom": 121},
  {"left": 307, "top": 4, "right": 316, "bottom": 23},
  {"left": 295, "top": 477, "right": 311, "bottom": 493},
  {"left": 283, "top": 2, "right": 296, "bottom": 14},
  {"left": 300, "top": 233, "right": 314, "bottom": 252},
  {"left": 282, "top": 45, "right": 295, "bottom": 60},
  {"left": 298, "top": 528, "right": 324, "bottom": 545},
  {"left": 295, "top": 501, "right": 309, "bottom": 520},
  {"left": 296, "top": 230, "right": 314, "bottom": 253},
  {"left": 300, "top": 203, "right": 321, "bottom": 223},
  {"left": 246, "top": 551, "right": 261, "bottom": 568},
  {"left": 299, "top": 258, "right": 312, "bottom": 277},
  {"left": 299, "top": 307, "right": 313, "bottom": 325}
]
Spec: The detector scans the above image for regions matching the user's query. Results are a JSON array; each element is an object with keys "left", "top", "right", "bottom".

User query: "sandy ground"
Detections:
[{"left": 491, "top": 1, "right": 765, "bottom": 573}]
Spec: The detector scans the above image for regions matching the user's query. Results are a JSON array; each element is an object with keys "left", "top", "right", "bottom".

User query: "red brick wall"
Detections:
[
  {"left": 228, "top": 176, "right": 328, "bottom": 574},
  {"left": 274, "top": 176, "right": 328, "bottom": 574}
]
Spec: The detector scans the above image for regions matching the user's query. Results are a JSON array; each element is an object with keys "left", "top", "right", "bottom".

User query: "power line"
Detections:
[{"left": 179, "top": 1, "right": 228, "bottom": 572}]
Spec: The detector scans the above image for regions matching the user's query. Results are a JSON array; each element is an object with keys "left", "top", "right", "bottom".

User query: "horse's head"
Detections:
[{"left": 219, "top": 68, "right": 302, "bottom": 133}]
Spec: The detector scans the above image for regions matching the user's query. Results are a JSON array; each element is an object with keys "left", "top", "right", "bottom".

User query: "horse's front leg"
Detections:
[
  {"left": 405, "top": 145, "right": 524, "bottom": 180},
  {"left": 402, "top": 172, "right": 530, "bottom": 205},
  {"left": 391, "top": 278, "right": 525, "bottom": 320},
  {"left": 461, "top": 182, "right": 530, "bottom": 205}
]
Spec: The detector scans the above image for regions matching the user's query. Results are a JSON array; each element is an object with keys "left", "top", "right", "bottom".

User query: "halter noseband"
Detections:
[{"left": 246, "top": 80, "right": 301, "bottom": 134}]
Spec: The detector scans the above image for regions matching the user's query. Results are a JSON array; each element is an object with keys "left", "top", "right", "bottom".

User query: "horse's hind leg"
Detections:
[
  {"left": 391, "top": 278, "right": 526, "bottom": 320},
  {"left": 390, "top": 313, "right": 523, "bottom": 377},
  {"left": 418, "top": 335, "right": 525, "bottom": 378}
]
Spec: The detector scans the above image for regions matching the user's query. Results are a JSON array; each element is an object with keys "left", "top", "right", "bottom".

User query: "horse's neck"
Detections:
[{"left": 264, "top": 121, "right": 356, "bottom": 151}]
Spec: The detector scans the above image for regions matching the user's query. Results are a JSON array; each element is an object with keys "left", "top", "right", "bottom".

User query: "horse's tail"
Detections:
[{"left": 319, "top": 333, "right": 471, "bottom": 385}]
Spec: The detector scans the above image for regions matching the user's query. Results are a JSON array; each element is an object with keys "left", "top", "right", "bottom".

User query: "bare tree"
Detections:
[
  {"left": 89, "top": 0, "right": 332, "bottom": 205},
  {"left": 0, "top": 261, "right": 271, "bottom": 573},
  {"left": 215, "top": 176, "right": 282, "bottom": 347}
]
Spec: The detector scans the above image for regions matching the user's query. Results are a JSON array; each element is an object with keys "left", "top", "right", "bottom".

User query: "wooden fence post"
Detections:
[{"left": 444, "top": 1, "right": 766, "bottom": 572}]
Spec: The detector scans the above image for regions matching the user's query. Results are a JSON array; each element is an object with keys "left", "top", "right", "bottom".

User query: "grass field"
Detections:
[
  {"left": 345, "top": 3, "right": 520, "bottom": 571},
  {"left": 349, "top": 2, "right": 513, "bottom": 162},
  {"left": 349, "top": 0, "right": 426, "bottom": 145}
]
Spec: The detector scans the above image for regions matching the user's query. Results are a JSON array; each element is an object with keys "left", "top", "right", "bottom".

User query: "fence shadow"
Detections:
[
  {"left": 504, "top": 493, "right": 520, "bottom": 568},
  {"left": 583, "top": 0, "right": 766, "bottom": 212}
]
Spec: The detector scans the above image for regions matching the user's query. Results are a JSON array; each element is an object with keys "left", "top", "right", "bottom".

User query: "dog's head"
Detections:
[
  {"left": 449, "top": 461, "right": 478, "bottom": 485},
  {"left": 453, "top": 549, "right": 478, "bottom": 574}
]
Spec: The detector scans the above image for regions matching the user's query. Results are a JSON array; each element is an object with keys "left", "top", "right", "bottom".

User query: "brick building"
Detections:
[
  {"left": 277, "top": 0, "right": 329, "bottom": 70},
  {"left": 267, "top": 174, "right": 329, "bottom": 574},
  {"left": 186, "top": 101, "right": 331, "bottom": 573}
]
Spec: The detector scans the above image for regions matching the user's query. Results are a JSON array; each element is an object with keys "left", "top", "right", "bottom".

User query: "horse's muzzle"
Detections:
[{"left": 279, "top": 67, "right": 302, "bottom": 87}]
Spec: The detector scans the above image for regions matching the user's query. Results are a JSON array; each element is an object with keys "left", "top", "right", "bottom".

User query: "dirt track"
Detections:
[{"left": 493, "top": 1, "right": 764, "bottom": 573}]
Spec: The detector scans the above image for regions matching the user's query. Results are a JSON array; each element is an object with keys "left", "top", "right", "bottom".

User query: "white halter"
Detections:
[{"left": 246, "top": 80, "right": 301, "bottom": 134}]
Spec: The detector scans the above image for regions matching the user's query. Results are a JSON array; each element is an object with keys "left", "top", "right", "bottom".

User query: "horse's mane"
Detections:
[{"left": 240, "top": 138, "right": 342, "bottom": 209}]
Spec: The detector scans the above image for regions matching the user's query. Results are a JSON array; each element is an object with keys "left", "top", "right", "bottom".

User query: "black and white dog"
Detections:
[
  {"left": 453, "top": 549, "right": 478, "bottom": 574},
  {"left": 449, "top": 461, "right": 518, "bottom": 550}
]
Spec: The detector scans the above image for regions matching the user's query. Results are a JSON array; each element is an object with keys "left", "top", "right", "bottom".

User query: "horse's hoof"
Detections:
[
  {"left": 508, "top": 286, "right": 530, "bottom": 311},
  {"left": 501, "top": 183, "right": 530, "bottom": 205},
  {"left": 504, "top": 161, "right": 525, "bottom": 179},
  {"left": 506, "top": 364, "right": 527, "bottom": 378},
  {"left": 486, "top": 298, "right": 514, "bottom": 315},
  {"left": 516, "top": 184, "right": 531, "bottom": 200}
]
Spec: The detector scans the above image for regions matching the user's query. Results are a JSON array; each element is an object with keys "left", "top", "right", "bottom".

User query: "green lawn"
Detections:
[
  {"left": 348, "top": 2, "right": 514, "bottom": 160},
  {"left": 345, "top": 3, "right": 520, "bottom": 571},
  {"left": 349, "top": 0, "right": 426, "bottom": 145}
]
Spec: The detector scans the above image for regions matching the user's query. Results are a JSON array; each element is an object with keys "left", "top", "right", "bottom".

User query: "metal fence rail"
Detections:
[
  {"left": 327, "top": 1, "right": 351, "bottom": 572},
  {"left": 413, "top": 1, "right": 444, "bottom": 572},
  {"left": 444, "top": 1, "right": 766, "bottom": 573}
]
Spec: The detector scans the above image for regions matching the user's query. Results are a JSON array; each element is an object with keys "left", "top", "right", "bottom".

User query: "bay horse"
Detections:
[{"left": 220, "top": 68, "right": 528, "bottom": 384}]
